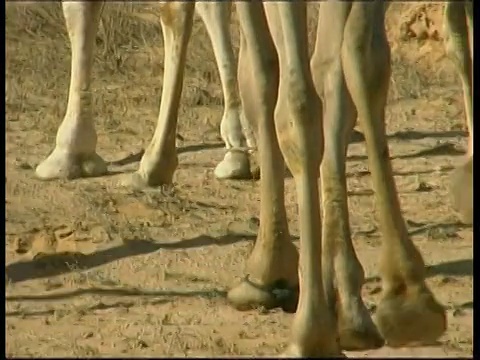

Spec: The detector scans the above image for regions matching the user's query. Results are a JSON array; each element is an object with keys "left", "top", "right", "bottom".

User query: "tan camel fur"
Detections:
[
  {"left": 226, "top": 2, "right": 471, "bottom": 356},
  {"left": 35, "top": 1, "right": 472, "bottom": 356},
  {"left": 35, "top": 2, "right": 255, "bottom": 182}
]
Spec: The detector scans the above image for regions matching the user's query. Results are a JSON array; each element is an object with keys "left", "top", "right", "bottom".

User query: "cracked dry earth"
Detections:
[{"left": 5, "top": 2, "right": 473, "bottom": 358}]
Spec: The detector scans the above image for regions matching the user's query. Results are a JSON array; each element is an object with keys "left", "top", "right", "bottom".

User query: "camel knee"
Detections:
[
  {"left": 277, "top": 72, "right": 323, "bottom": 178},
  {"left": 237, "top": 34, "right": 279, "bottom": 125}
]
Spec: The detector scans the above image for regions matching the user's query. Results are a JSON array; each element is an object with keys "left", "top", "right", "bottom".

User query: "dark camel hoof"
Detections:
[
  {"left": 450, "top": 157, "right": 472, "bottom": 225},
  {"left": 374, "top": 285, "right": 447, "bottom": 347},
  {"left": 337, "top": 300, "right": 385, "bottom": 350},
  {"left": 227, "top": 276, "right": 298, "bottom": 313}
]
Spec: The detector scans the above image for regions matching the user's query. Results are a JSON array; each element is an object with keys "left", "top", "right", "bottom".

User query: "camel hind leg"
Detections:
[
  {"left": 341, "top": 2, "right": 446, "bottom": 347},
  {"left": 444, "top": 2, "right": 473, "bottom": 224},
  {"left": 121, "top": 2, "right": 194, "bottom": 188},
  {"left": 36, "top": 2, "right": 107, "bottom": 180},
  {"left": 267, "top": 2, "right": 340, "bottom": 356},
  {"left": 196, "top": 2, "right": 253, "bottom": 180},
  {"left": 227, "top": 2, "right": 299, "bottom": 314},
  {"left": 311, "top": 2, "right": 383, "bottom": 351}
]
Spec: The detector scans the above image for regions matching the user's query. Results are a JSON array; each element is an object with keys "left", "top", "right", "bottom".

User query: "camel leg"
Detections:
[
  {"left": 264, "top": 3, "right": 340, "bottom": 356},
  {"left": 121, "top": 2, "right": 194, "bottom": 188},
  {"left": 196, "top": 2, "right": 253, "bottom": 180},
  {"left": 227, "top": 2, "right": 299, "bottom": 312},
  {"left": 237, "top": 23, "right": 261, "bottom": 178},
  {"left": 36, "top": 2, "right": 107, "bottom": 180},
  {"left": 311, "top": 2, "right": 383, "bottom": 351},
  {"left": 444, "top": 2, "right": 473, "bottom": 224},
  {"left": 341, "top": 3, "right": 446, "bottom": 347}
]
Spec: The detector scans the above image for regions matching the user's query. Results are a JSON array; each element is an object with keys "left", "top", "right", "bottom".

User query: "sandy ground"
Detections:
[{"left": 5, "top": 3, "right": 473, "bottom": 358}]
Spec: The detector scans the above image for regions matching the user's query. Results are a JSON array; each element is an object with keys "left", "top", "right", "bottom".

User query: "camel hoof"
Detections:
[
  {"left": 450, "top": 157, "right": 472, "bottom": 225},
  {"left": 374, "top": 285, "right": 447, "bottom": 347},
  {"left": 214, "top": 150, "right": 252, "bottom": 180},
  {"left": 338, "top": 315, "right": 384, "bottom": 351},
  {"left": 35, "top": 148, "right": 107, "bottom": 180},
  {"left": 337, "top": 298, "right": 384, "bottom": 350},
  {"left": 227, "top": 276, "right": 298, "bottom": 313}
]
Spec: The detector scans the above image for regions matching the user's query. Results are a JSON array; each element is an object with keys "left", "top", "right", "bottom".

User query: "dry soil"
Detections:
[{"left": 5, "top": 2, "right": 473, "bottom": 357}]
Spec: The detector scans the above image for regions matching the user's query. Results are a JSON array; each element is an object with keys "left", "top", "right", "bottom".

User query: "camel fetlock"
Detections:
[
  {"left": 375, "top": 275, "right": 446, "bottom": 347},
  {"left": 36, "top": 112, "right": 107, "bottom": 181},
  {"left": 227, "top": 231, "right": 299, "bottom": 312},
  {"left": 36, "top": 147, "right": 106, "bottom": 181},
  {"left": 120, "top": 145, "right": 179, "bottom": 189},
  {"left": 374, "top": 230, "right": 446, "bottom": 347}
]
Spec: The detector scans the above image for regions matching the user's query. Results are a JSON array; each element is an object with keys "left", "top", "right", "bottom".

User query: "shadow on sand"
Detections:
[{"left": 5, "top": 234, "right": 255, "bottom": 284}]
